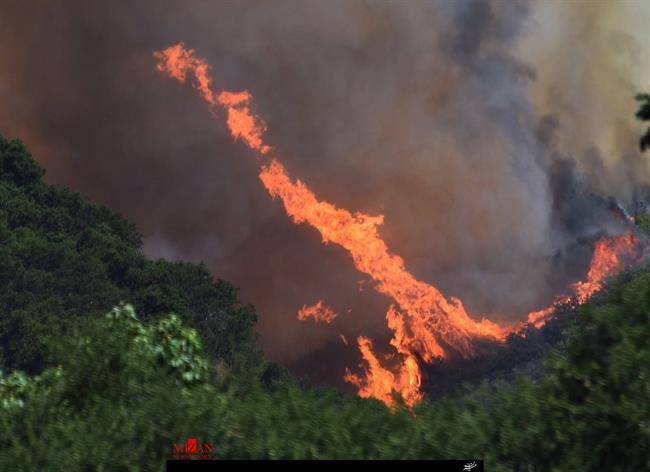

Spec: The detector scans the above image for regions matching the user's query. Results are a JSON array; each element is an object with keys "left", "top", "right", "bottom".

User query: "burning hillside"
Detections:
[{"left": 154, "top": 43, "right": 645, "bottom": 407}]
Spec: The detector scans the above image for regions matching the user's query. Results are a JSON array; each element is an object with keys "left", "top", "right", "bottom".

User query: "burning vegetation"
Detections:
[
  {"left": 154, "top": 43, "right": 645, "bottom": 408},
  {"left": 527, "top": 232, "right": 641, "bottom": 328}
]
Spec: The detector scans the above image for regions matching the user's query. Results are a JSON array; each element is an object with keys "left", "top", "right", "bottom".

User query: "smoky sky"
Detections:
[{"left": 0, "top": 0, "right": 647, "bottom": 365}]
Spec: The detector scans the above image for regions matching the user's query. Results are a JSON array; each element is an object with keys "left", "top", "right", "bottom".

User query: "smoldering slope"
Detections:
[{"left": 0, "top": 0, "right": 648, "bottom": 368}]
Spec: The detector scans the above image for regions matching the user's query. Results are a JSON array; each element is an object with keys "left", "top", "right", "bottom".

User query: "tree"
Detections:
[{"left": 0, "top": 305, "right": 221, "bottom": 470}]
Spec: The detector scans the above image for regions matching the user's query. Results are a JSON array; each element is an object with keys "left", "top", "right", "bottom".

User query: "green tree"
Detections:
[{"left": 0, "top": 135, "right": 260, "bottom": 374}]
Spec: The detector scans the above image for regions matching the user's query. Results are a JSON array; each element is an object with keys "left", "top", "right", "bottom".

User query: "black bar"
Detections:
[{"left": 167, "top": 459, "right": 484, "bottom": 470}]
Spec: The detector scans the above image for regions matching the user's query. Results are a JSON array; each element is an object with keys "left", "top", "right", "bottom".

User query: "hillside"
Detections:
[
  {"left": 0, "top": 135, "right": 259, "bottom": 375},
  {"left": 0, "top": 136, "right": 647, "bottom": 469}
]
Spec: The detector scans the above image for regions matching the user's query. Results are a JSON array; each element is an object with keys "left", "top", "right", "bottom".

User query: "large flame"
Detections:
[
  {"left": 527, "top": 232, "right": 639, "bottom": 328},
  {"left": 154, "top": 43, "right": 642, "bottom": 408},
  {"left": 154, "top": 44, "right": 271, "bottom": 155}
]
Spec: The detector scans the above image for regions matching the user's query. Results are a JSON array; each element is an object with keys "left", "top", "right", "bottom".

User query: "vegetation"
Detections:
[
  {"left": 0, "top": 136, "right": 648, "bottom": 469},
  {"left": 0, "top": 136, "right": 259, "bottom": 374}
]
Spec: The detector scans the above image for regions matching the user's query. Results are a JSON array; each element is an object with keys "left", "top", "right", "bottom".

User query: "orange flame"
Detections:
[
  {"left": 526, "top": 304, "right": 564, "bottom": 328},
  {"left": 154, "top": 43, "right": 642, "bottom": 408},
  {"left": 573, "top": 233, "right": 638, "bottom": 302},
  {"left": 298, "top": 300, "right": 338, "bottom": 323},
  {"left": 258, "top": 159, "right": 507, "bottom": 357},
  {"left": 527, "top": 232, "right": 639, "bottom": 328},
  {"left": 344, "top": 336, "right": 422, "bottom": 407}
]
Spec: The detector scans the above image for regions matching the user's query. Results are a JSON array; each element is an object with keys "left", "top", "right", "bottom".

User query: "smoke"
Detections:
[
  {"left": 0, "top": 0, "right": 647, "bottom": 366},
  {"left": 518, "top": 1, "right": 650, "bottom": 206}
]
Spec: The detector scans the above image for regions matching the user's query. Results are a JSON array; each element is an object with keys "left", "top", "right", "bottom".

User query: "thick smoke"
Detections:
[{"left": 0, "top": 1, "right": 647, "bottom": 366}]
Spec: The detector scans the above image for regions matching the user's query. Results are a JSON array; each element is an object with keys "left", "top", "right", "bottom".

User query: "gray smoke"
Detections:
[{"left": 0, "top": 0, "right": 647, "bottom": 365}]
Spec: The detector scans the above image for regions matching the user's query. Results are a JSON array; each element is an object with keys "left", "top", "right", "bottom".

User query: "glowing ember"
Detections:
[
  {"left": 298, "top": 300, "right": 338, "bottom": 324},
  {"left": 154, "top": 43, "right": 642, "bottom": 408}
]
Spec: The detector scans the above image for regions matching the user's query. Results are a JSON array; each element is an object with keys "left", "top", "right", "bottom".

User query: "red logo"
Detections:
[{"left": 171, "top": 438, "right": 214, "bottom": 460}]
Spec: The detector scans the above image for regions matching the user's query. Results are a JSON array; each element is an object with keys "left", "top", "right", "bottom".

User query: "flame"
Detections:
[
  {"left": 526, "top": 304, "right": 564, "bottom": 328},
  {"left": 573, "top": 233, "right": 638, "bottom": 302},
  {"left": 298, "top": 300, "right": 338, "bottom": 323},
  {"left": 154, "top": 44, "right": 271, "bottom": 154},
  {"left": 258, "top": 159, "right": 507, "bottom": 357},
  {"left": 526, "top": 232, "right": 639, "bottom": 328},
  {"left": 154, "top": 43, "right": 643, "bottom": 408}
]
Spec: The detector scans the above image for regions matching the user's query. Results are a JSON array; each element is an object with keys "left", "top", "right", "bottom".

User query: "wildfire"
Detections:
[
  {"left": 154, "top": 43, "right": 643, "bottom": 408},
  {"left": 154, "top": 44, "right": 271, "bottom": 155},
  {"left": 527, "top": 232, "right": 639, "bottom": 328},
  {"left": 573, "top": 233, "right": 638, "bottom": 302},
  {"left": 258, "top": 159, "right": 507, "bottom": 356},
  {"left": 298, "top": 300, "right": 338, "bottom": 323}
]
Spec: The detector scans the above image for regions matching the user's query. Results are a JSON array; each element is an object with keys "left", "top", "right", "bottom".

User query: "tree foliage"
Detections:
[{"left": 0, "top": 135, "right": 260, "bottom": 374}]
